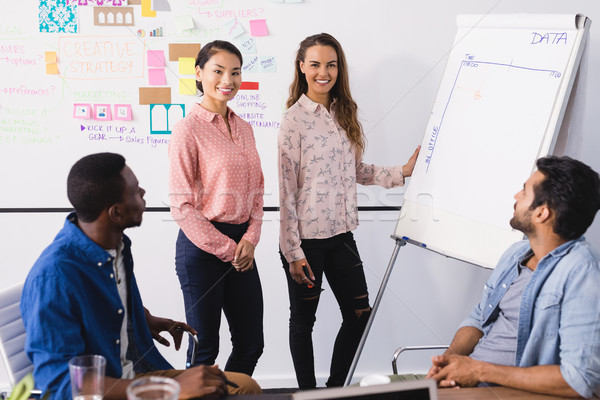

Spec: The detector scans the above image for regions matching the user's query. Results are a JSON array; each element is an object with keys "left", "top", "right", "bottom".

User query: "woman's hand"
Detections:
[
  {"left": 402, "top": 145, "right": 421, "bottom": 177},
  {"left": 289, "top": 258, "right": 314, "bottom": 285},
  {"left": 232, "top": 239, "right": 255, "bottom": 272}
]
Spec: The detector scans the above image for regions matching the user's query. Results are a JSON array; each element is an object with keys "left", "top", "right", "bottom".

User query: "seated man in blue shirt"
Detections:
[
  {"left": 426, "top": 156, "right": 600, "bottom": 398},
  {"left": 21, "top": 152, "right": 260, "bottom": 399}
]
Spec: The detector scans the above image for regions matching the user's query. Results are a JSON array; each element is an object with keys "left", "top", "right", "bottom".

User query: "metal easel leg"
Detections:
[{"left": 343, "top": 236, "right": 407, "bottom": 386}]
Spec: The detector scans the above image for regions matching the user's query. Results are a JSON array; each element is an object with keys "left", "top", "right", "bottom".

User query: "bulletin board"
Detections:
[{"left": 0, "top": 0, "right": 304, "bottom": 209}]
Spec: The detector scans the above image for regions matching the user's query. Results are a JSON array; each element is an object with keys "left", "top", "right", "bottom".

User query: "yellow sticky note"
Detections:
[
  {"left": 179, "top": 79, "right": 197, "bottom": 95},
  {"left": 141, "top": 0, "right": 156, "bottom": 17},
  {"left": 179, "top": 57, "right": 196, "bottom": 74},
  {"left": 46, "top": 63, "right": 59, "bottom": 74},
  {"left": 44, "top": 52, "right": 57, "bottom": 63}
]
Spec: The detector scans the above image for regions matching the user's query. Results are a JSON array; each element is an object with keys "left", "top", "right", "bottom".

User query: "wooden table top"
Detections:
[{"left": 438, "top": 386, "right": 582, "bottom": 400}]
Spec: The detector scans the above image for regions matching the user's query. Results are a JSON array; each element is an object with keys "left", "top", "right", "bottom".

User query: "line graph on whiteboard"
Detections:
[{"left": 424, "top": 53, "right": 563, "bottom": 173}]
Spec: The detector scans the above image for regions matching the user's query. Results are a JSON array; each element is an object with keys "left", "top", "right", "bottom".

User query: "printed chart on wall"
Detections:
[
  {"left": 395, "top": 14, "right": 589, "bottom": 269},
  {"left": 0, "top": 0, "right": 301, "bottom": 209}
]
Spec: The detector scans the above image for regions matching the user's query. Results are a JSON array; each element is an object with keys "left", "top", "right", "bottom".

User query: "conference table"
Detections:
[{"left": 233, "top": 386, "right": 581, "bottom": 399}]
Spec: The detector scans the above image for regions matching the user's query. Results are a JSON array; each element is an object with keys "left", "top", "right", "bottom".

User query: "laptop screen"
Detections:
[{"left": 293, "top": 380, "right": 437, "bottom": 400}]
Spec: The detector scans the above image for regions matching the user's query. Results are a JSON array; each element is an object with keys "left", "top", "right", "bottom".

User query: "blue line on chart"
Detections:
[{"left": 425, "top": 58, "right": 561, "bottom": 173}]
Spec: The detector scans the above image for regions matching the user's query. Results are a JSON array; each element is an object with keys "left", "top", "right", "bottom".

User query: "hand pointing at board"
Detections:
[{"left": 402, "top": 146, "right": 421, "bottom": 178}]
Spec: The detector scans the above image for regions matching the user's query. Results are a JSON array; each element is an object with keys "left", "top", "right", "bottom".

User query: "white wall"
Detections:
[{"left": 2, "top": 0, "right": 600, "bottom": 389}]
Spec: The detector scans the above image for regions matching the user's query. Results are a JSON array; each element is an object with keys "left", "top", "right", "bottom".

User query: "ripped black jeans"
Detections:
[{"left": 280, "top": 232, "right": 371, "bottom": 389}]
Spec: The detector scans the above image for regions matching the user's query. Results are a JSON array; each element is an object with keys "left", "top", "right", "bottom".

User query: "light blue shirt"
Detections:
[{"left": 460, "top": 237, "right": 600, "bottom": 398}]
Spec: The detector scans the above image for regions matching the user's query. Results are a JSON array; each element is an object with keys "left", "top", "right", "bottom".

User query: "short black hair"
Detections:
[
  {"left": 195, "top": 40, "right": 243, "bottom": 93},
  {"left": 531, "top": 156, "right": 600, "bottom": 240},
  {"left": 67, "top": 153, "right": 126, "bottom": 222}
]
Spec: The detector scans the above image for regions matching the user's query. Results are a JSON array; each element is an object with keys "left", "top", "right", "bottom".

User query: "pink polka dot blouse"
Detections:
[{"left": 169, "top": 103, "right": 264, "bottom": 262}]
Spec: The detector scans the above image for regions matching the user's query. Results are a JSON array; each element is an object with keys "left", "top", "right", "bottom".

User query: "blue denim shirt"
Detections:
[
  {"left": 21, "top": 214, "right": 172, "bottom": 399},
  {"left": 459, "top": 237, "right": 600, "bottom": 398}
]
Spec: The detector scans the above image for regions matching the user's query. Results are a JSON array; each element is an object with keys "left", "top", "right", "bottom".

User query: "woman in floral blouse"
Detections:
[{"left": 278, "top": 33, "right": 420, "bottom": 389}]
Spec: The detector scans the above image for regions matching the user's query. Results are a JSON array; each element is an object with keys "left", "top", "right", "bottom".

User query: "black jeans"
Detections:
[
  {"left": 280, "top": 232, "right": 371, "bottom": 389},
  {"left": 175, "top": 222, "right": 264, "bottom": 376}
]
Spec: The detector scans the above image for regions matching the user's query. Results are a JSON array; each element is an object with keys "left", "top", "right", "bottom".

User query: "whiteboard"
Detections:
[{"left": 394, "top": 14, "right": 590, "bottom": 269}]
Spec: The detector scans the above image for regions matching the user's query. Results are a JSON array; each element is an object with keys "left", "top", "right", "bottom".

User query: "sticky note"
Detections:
[
  {"left": 240, "top": 82, "right": 259, "bottom": 90},
  {"left": 260, "top": 56, "right": 276, "bottom": 73},
  {"left": 179, "top": 79, "right": 197, "bottom": 95},
  {"left": 249, "top": 19, "right": 268, "bottom": 37},
  {"left": 73, "top": 103, "right": 91, "bottom": 119},
  {"left": 178, "top": 57, "right": 196, "bottom": 74},
  {"left": 46, "top": 63, "right": 59, "bottom": 74},
  {"left": 114, "top": 104, "right": 133, "bottom": 121},
  {"left": 238, "top": 36, "right": 256, "bottom": 54},
  {"left": 141, "top": 0, "right": 156, "bottom": 17},
  {"left": 175, "top": 14, "right": 195, "bottom": 32},
  {"left": 139, "top": 87, "right": 171, "bottom": 105},
  {"left": 169, "top": 43, "right": 202, "bottom": 61},
  {"left": 45, "top": 52, "right": 57, "bottom": 62},
  {"left": 94, "top": 104, "right": 112, "bottom": 121},
  {"left": 223, "top": 19, "right": 245, "bottom": 39},
  {"left": 148, "top": 68, "right": 166, "bottom": 85},
  {"left": 147, "top": 50, "right": 165, "bottom": 67},
  {"left": 242, "top": 56, "right": 259, "bottom": 73}
]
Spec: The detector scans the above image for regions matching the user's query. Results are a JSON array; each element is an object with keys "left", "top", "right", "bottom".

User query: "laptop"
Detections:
[{"left": 293, "top": 379, "right": 438, "bottom": 400}]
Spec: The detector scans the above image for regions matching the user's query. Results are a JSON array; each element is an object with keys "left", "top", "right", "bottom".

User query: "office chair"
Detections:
[
  {"left": 0, "top": 283, "right": 37, "bottom": 398},
  {"left": 391, "top": 345, "right": 449, "bottom": 375}
]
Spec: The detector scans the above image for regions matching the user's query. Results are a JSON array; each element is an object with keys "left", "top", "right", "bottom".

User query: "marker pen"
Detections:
[{"left": 302, "top": 263, "right": 314, "bottom": 288}]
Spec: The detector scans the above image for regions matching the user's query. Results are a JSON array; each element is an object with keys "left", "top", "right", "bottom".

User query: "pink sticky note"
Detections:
[
  {"left": 73, "top": 103, "right": 91, "bottom": 119},
  {"left": 249, "top": 19, "right": 268, "bottom": 37},
  {"left": 147, "top": 50, "right": 165, "bottom": 67},
  {"left": 94, "top": 104, "right": 112, "bottom": 121},
  {"left": 148, "top": 68, "right": 166, "bottom": 86},
  {"left": 114, "top": 104, "right": 132, "bottom": 121}
]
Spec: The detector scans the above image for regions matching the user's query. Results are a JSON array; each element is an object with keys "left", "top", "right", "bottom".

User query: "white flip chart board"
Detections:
[{"left": 394, "top": 14, "right": 590, "bottom": 269}]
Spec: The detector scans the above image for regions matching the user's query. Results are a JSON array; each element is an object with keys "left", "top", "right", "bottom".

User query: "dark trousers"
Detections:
[
  {"left": 175, "top": 222, "right": 264, "bottom": 376},
  {"left": 280, "top": 232, "right": 371, "bottom": 389}
]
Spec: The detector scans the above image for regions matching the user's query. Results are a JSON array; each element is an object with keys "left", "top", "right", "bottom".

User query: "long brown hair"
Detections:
[{"left": 287, "top": 33, "right": 365, "bottom": 156}]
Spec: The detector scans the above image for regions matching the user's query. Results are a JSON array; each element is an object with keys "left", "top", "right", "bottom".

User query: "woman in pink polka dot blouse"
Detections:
[
  {"left": 169, "top": 40, "right": 265, "bottom": 376},
  {"left": 277, "top": 33, "right": 420, "bottom": 389}
]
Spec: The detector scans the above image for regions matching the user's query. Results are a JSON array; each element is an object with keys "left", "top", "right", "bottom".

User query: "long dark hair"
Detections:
[{"left": 287, "top": 33, "right": 365, "bottom": 156}]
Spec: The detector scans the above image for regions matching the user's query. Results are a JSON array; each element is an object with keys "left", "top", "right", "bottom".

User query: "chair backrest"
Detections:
[{"left": 0, "top": 283, "right": 33, "bottom": 388}]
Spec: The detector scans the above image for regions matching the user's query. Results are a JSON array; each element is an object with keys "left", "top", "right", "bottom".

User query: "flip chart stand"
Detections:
[{"left": 344, "top": 235, "right": 407, "bottom": 386}]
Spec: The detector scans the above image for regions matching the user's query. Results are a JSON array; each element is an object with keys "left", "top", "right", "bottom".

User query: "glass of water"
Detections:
[
  {"left": 68, "top": 354, "right": 106, "bottom": 400},
  {"left": 126, "top": 376, "right": 180, "bottom": 400}
]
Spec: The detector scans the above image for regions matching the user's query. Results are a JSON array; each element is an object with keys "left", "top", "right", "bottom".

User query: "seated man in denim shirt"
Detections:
[
  {"left": 427, "top": 156, "right": 600, "bottom": 398},
  {"left": 21, "top": 153, "right": 260, "bottom": 399}
]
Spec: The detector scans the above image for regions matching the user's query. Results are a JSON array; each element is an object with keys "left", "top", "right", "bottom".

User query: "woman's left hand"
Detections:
[
  {"left": 402, "top": 145, "right": 421, "bottom": 177},
  {"left": 232, "top": 239, "right": 255, "bottom": 272}
]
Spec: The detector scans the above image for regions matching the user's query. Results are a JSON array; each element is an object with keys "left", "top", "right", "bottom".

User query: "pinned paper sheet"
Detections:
[
  {"left": 223, "top": 19, "right": 245, "bottom": 39},
  {"left": 114, "top": 104, "right": 133, "bottom": 120},
  {"left": 94, "top": 104, "right": 112, "bottom": 121},
  {"left": 94, "top": 7, "right": 134, "bottom": 26},
  {"left": 39, "top": 0, "right": 78, "bottom": 33},
  {"left": 141, "top": 0, "right": 156, "bottom": 17},
  {"left": 175, "top": 14, "right": 194, "bottom": 32},
  {"left": 44, "top": 52, "right": 57, "bottom": 62},
  {"left": 169, "top": 43, "right": 201, "bottom": 61},
  {"left": 242, "top": 56, "right": 259, "bottom": 73},
  {"left": 73, "top": 104, "right": 91, "bottom": 119},
  {"left": 152, "top": 0, "right": 171, "bottom": 11},
  {"left": 238, "top": 37, "right": 256, "bottom": 54},
  {"left": 46, "top": 63, "right": 59, "bottom": 74},
  {"left": 150, "top": 104, "right": 185, "bottom": 134},
  {"left": 179, "top": 79, "right": 197, "bottom": 95},
  {"left": 249, "top": 19, "right": 268, "bottom": 37},
  {"left": 148, "top": 68, "right": 166, "bottom": 85},
  {"left": 139, "top": 87, "right": 171, "bottom": 105},
  {"left": 260, "top": 56, "right": 276, "bottom": 72},
  {"left": 147, "top": 50, "right": 165, "bottom": 67},
  {"left": 178, "top": 57, "right": 196, "bottom": 74}
]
